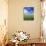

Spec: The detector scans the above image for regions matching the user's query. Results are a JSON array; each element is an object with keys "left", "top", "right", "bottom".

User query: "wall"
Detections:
[{"left": 8, "top": 0, "right": 41, "bottom": 39}]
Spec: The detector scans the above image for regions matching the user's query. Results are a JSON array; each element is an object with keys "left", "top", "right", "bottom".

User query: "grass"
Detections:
[{"left": 24, "top": 15, "right": 34, "bottom": 20}]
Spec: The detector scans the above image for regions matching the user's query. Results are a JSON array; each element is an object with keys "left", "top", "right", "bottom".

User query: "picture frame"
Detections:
[{"left": 23, "top": 7, "right": 34, "bottom": 20}]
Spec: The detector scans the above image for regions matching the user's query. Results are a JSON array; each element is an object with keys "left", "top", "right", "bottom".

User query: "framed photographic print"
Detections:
[{"left": 23, "top": 7, "right": 34, "bottom": 20}]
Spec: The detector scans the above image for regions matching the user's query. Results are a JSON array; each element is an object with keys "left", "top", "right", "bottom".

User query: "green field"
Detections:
[{"left": 24, "top": 15, "right": 34, "bottom": 20}]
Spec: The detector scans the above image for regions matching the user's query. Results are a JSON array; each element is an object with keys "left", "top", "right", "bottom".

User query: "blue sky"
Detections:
[{"left": 24, "top": 7, "right": 34, "bottom": 15}]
